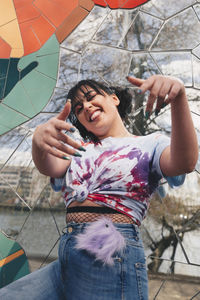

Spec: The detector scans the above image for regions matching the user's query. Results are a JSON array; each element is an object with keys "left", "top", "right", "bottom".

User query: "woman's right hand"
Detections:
[{"left": 32, "top": 100, "right": 85, "bottom": 161}]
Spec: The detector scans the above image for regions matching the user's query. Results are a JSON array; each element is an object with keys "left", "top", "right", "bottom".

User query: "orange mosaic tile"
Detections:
[
  {"left": 0, "top": 38, "right": 11, "bottom": 59},
  {"left": 15, "top": 3, "right": 40, "bottom": 24},
  {"left": 30, "top": 15, "right": 55, "bottom": 46},
  {"left": 56, "top": 6, "right": 89, "bottom": 43},
  {"left": 18, "top": 18, "right": 38, "bottom": 31},
  {"left": 13, "top": 0, "right": 33, "bottom": 10},
  {"left": 20, "top": 26, "right": 41, "bottom": 57},
  {"left": 34, "top": 0, "right": 78, "bottom": 28},
  {"left": 79, "top": 0, "right": 95, "bottom": 11},
  {"left": 92, "top": 0, "right": 149, "bottom": 8}
]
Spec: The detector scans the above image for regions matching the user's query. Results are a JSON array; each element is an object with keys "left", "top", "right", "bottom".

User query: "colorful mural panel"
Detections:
[
  {"left": 0, "top": 0, "right": 148, "bottom": 136},
  {"left": 0, "top": 0, "right": 95, "bottom": 135}
]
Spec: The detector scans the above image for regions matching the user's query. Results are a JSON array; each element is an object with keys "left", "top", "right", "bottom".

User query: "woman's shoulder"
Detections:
[
  {"left": 128, "top": 133, "right": 170, "bottom": 152},
  {"left": 140, "top": 132, "right": 169, "bottom": 142}
]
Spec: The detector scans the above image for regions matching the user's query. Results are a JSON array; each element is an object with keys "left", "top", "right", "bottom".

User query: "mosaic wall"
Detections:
[{"left": 0, "top": 0, "right": 200, "bottom": 298}]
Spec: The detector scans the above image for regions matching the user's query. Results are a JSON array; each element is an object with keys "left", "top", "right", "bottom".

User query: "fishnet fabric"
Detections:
[{"left": 66, "top": 211, "right": 135, "bottom": 224}]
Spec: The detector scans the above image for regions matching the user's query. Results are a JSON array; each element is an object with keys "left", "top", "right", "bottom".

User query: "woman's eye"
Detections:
[{"left": 87, "top": 94, "right": 96, "bottom": 101}]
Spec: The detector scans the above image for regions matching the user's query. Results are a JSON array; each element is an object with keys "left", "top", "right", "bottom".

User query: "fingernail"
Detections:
[
  {"left": 155, "top": 109, "right": 160, "bottom": 116},
  {"left": 69, "top": 127, "right": 75, "bottom": 133},
  {"left": 78, "top": 146, "right": 86, "bottom": 152},
  {"left": 62, "top": 156, "right": 70, "bottom": 160},
  {"left": 68, "top": 99, "right": 71, "bottom": 103},
  {"left": 145, "top": 111, "right": 150, "bottom": 120},
  {"left": 73, "top": 152, "right": 82, "bottom": 157},
  {"left": 161, "top": 102, "right": 167, "bottom": 108}
]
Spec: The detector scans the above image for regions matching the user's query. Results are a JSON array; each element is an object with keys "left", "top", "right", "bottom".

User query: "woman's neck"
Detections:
[{"left": 99, "top": 120, "right": 133, "bottom": 140}]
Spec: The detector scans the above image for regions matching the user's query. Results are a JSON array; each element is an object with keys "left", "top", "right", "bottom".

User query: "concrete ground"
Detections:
[
  {"left": 148, "top": 273, "right": 200, "bottom": 300},
  {"left": 29, "top": 259, "right": 200, "bottom": 300}
]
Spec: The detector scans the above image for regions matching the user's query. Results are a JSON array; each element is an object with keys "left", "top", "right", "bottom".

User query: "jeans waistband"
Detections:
[{"left": 62, "top": 220, "right": 139, "bottom": 235}]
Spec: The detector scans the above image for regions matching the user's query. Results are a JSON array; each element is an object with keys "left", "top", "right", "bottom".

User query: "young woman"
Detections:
[{"left": 0, "top": 75, "right": 198, "bottom": 299}]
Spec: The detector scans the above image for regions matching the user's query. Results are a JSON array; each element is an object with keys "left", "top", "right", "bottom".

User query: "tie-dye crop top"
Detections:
[{"left": 51, "top": 133, "right": 185, "bottom": 225}]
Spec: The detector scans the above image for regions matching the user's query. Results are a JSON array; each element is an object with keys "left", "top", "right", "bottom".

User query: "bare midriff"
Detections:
[
  {"left": 67, "top": 198, "right": 135, "bottom": 224},
  {"left": 68, "top": 199, "right": 102, "bottom": 208}
]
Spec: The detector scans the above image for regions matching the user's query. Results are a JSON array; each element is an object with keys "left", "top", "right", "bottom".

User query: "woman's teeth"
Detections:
[{"left": 90, "top": 110, "right": 101, "bottom": 121}]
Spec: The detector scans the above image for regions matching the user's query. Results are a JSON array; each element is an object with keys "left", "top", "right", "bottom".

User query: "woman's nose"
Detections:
[{"left": 84, "top": 102, "right": 93, "bottom": 111}]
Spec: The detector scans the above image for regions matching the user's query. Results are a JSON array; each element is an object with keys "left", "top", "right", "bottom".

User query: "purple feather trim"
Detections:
[{"left": 75, "top": 217, "right": 126, "bottom": 265}]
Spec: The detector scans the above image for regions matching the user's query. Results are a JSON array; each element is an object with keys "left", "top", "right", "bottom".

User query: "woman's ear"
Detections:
[{"left": 111, "top": 94, "right": 120, "bottom": 106}]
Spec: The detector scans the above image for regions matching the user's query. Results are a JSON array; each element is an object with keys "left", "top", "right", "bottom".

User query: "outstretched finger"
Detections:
[
  {"left": 145, "top": 79, "right": 163, "bottom": 116},
  {"left": 57, "top": 100, "right": 71, "bottom": 121},
  {"left": 126, "top": 76, "right": 145, "bottom": 88},
  {"left": 155, "top": 97, "right": 164, "bottom": 116},
  {"left": 58, "top": 131, "right": 86, "bottom": 153},
  {"left": 48, "top": 137, "right": 83, "bottom": 157},
  {"left": 53, "top": 118, "right": 76, "bottom": 133},
  {"left": 43, "top": 143, "right": 72, "bottom": 161},
  {"left": 139, "top": 76, "right": 156, "bottom": 94}
]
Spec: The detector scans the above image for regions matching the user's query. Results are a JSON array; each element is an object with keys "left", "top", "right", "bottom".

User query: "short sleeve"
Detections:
[
  {"left": 50, "top": 176, "right": 65, "bottom": 192},
  {"left": 164, "top": 174, "right": 186, "bottom": 188},
  {"left": 151, "top": 134, "right": 186, "bottom": 188}
]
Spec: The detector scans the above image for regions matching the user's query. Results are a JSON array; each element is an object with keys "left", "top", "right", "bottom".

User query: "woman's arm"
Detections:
[
  {"left": 127, "top": 75, "right": 198, "bottom": 176},
  {"left": 160, "top": 85, "right": 198, "bottom": 176},
  {"left": 32, "top": 101, "right": 85, "bottom": 178}
]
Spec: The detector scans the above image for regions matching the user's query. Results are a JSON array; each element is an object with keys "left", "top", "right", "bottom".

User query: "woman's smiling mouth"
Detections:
[{"left": 90, "top": 109, "right": 102, "bottom": 122}]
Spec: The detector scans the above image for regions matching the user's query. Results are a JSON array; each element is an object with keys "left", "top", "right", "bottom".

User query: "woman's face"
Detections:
[{"left": 72, "top": 85, "right": 120, "bottom": 139}]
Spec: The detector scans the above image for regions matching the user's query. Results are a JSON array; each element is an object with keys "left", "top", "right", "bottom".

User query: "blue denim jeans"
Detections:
[{"left": 0, "top": 222, "right": 148, "bottom": 300}]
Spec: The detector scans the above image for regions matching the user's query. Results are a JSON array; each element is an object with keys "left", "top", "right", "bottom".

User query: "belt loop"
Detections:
[
  {"left": 62, "top": 227, "right": 67, "bottom": 234},
  {"left": 132, "top": 223, "right": 139, "bottom": 234}
]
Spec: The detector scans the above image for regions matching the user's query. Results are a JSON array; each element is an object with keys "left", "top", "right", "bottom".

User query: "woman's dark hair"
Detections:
[{"left": 67, "top": 79, "right": 133, "bottom": 143}]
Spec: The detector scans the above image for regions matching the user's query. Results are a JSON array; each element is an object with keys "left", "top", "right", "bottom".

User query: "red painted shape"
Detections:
[
  {"left": 92, "top": 0, "right": 149, "bottom": 9},
  {"left": 0, "top": 38, "right": 11, "bottom": 58}
]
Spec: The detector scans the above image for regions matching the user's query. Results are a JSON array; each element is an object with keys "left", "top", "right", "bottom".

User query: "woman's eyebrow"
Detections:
[
  {"left": 84, "top": 90, "right": 96, "bottom": 97},
  {"left": 73, "top": 89, "right": 97, "bottom": 109},
  {"left": 79, "top": 90, "right": 97, "bottom": 100}
]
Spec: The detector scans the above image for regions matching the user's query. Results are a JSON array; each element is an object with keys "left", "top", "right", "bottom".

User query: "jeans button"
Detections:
[{"left": 67, "top": 226, "right": 73, "bottom": 233}]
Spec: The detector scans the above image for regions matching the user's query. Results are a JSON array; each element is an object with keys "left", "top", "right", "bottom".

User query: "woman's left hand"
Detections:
[
  {"left": 126, "top": 75, "right": 185, "bottom": 117},
  {"left": 127, "top": 74, "right": 198, "bottom": 176}
]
